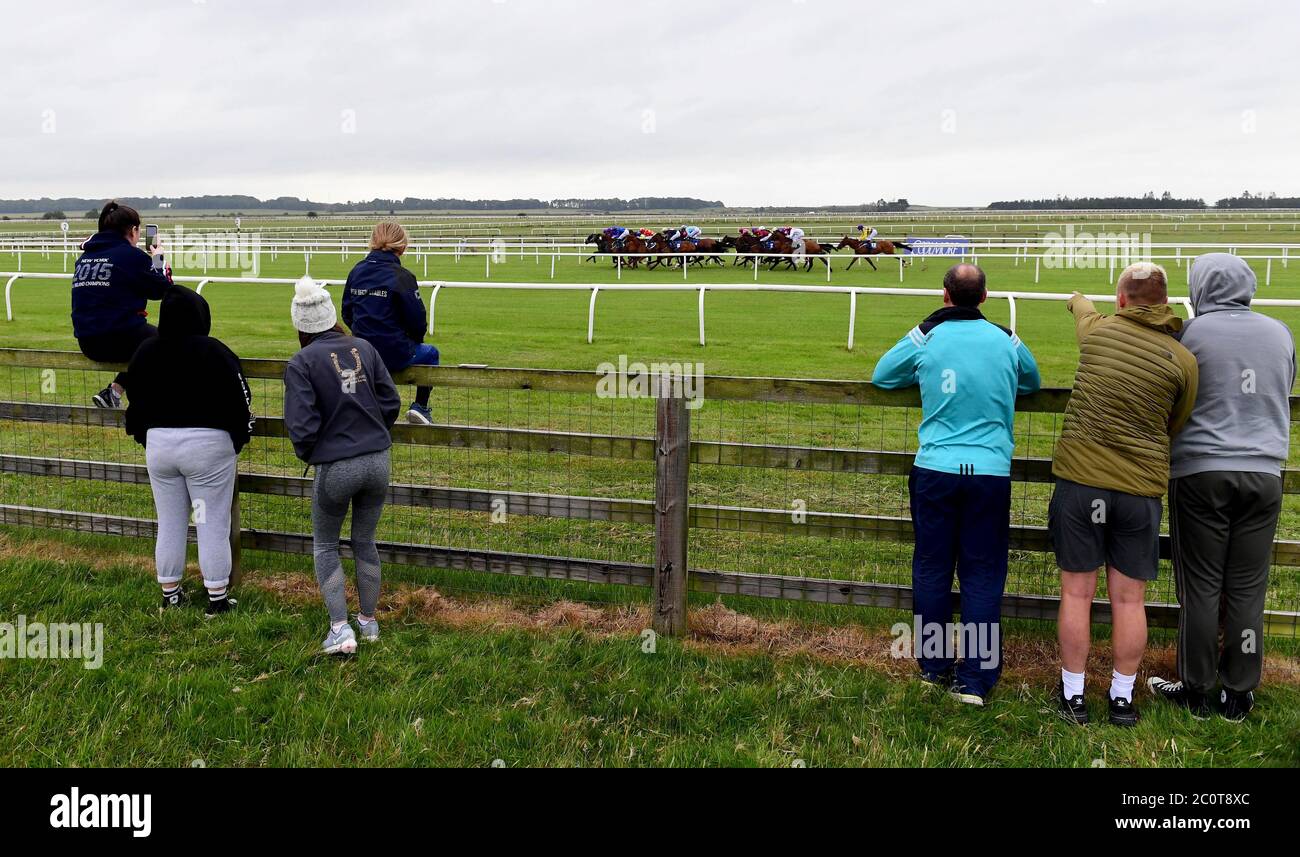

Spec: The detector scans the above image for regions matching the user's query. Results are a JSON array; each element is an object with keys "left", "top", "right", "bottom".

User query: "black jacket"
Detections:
[
  {"left": 124, "top": 286, "right": 254, "bottom": 451},
  {"left": 341, "top": 250, "right": 428, "bottom": 372},
  {"left": 71, "top": 231, "right": 172, "bottom": 339},
  {"left": 283, "top": 331, "right": 400, "bottom": 465}
]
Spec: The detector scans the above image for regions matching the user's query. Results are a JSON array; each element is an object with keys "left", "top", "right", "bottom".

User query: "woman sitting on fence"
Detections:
[
  {"left": 342, "top": 221, "right": 440, "bottom": 426},
  {"left": 124, "top": 285, "right": 253, "bottom": 616},
  {"left": 285, "top": 277, "right": 401, "bottom": 657},
  {"left": 72, "top": 201, "right": 172, "bottom": 410}
]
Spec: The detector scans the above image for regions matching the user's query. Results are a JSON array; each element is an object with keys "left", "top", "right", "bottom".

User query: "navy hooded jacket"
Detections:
[
  {"left": 71, "top": 231, "right": 171, "bottom": 339},
  {"left": 341, "top": 250, "right": 428, "bottom": 372}
]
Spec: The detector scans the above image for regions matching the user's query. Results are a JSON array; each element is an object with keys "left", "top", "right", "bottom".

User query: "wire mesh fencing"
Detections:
[{"left": 0, "top": 349, "right": 1296, "bottom": 664}]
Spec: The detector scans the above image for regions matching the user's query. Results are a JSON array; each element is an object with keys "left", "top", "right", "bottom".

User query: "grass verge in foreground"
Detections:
[{"left": 0, "top": 531, "right": 1297, "bottom": 768}]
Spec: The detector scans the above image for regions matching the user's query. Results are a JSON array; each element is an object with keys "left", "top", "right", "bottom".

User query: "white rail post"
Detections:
[
  {"left": 4, "top": 275, "right": 20, "bottom": 321},
  {"left": 1007, "top": 295, "right": 1018, "bottom": 334},
  {"left": 898, "top": 257, "right": 905, "bottom": 283},
  {"left": 698, "top": 287, "right": 707, "bottom": 346},
  {"left": 196, "top": 279, "right": 211, "bottom": 296},
  {"left": 847, "top": 290, "right": 858, "bottom": 351},
  {"left": 587, "top": 287, "right": 600, "bottom": 344},
  {"left": 485, "top": 254, "right": 491, "bottom": 279},
  {"left": 617, "top": 254, "right": 622, "bottom": 281},
  {"left": 1035, "top": 256, "right": 1042, "bottom": 284},
  {"left": 550, "top": 253, "right": 556, "bottom": 279},
  {"left": 427, "top": 283, "right": 443, "bottom": 335},
  {"left": 753, "top": 255, "right": 759, "bottom": 281},
  {"left": 1267, "top": 258, "right": 1273, "bottom": 287},
  {"left": 682, "top": 254, "right": 688, "bottom": 280}
]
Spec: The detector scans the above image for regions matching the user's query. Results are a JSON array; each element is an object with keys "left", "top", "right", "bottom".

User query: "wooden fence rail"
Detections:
[{"left": 1, "top": 349, "right": 1298, "bottom": 639}]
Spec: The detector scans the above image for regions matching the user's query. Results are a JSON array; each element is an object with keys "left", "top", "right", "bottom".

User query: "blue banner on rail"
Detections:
[{"left": 905, "top": 235, "right": 972, "bottom": 256}]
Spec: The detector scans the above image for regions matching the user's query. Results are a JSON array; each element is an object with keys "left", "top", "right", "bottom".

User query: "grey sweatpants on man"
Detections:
[
  {"left": 146, "top": 428, "right": 238, "bottom": 590},
  {"left": 312, "top": 449, "right": 390, "bottom": 623},
  {"left": 1169, "top": 471, "right": 1283, "bottom": 695}
]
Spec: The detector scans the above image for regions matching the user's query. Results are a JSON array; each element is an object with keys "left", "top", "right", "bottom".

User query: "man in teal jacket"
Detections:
[{"left": 873, "top": 264, "right": 1041, "bottom": 704}]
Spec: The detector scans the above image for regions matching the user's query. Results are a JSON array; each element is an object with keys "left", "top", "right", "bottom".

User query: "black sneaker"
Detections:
[
  {"left": 1219, "top": 689, "right": 1255, "bottom": 723},
  {"left": 919, "top": 667, "right": 955, "bottom": 690},
  {"left": 93, "top": 385, "right": 122, "bottom": 409},
  {"left": 1147, "top": 677, "right": 1212, "bottom": 720},
  {"left": 1108, "top": 695, "right": 1140, "bottom": 728},
  {"left": 205, "top": 595, "right": 238, "bottom": 619},
  {"left": 1058, "top": 684, "right": 1090, "bottom": 725},
  {"left": 161, "top": 588, "right": 190, "bottom": 610}
]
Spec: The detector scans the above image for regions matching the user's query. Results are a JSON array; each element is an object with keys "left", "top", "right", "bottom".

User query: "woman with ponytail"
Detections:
[{"left": 71, "top": 200, "right": 172, "bottom": 408}]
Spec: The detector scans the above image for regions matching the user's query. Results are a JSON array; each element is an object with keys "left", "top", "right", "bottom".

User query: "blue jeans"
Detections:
[
  {"left": 399, "top": 343, "right": 440, "bottom": 407},
  {"left": 908, "top": 467, "right": 1011, "bottom": 697}
]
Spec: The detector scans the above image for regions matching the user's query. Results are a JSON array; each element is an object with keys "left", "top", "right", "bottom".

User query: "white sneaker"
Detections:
[
  {"left": 322, "top": 623, "right": 358, "bottom": 656},
  {"left": 357, "top": 616, "right": 380, "bottom": 643}
]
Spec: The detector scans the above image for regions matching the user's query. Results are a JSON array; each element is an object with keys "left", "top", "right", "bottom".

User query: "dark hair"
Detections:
[
  {"left": 943, "top": 264, "right": 987, "bottom": 308},
  {"left": 98, "top": 200, "right": 141, "bottom": 237}
]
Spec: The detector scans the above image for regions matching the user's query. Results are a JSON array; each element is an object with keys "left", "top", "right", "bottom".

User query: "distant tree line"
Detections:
[
  {"left": 988, "top": 192, "right": 1207, "bottom": 210},
  {"left": 0, "top": 195, "right": 723, "bottom": 214},
  {"left": 1215, "top": 192, "right": 1300, "bottom": 209},
  {"left": 746, "top": 199, "right": 911, "bottom": 215}
]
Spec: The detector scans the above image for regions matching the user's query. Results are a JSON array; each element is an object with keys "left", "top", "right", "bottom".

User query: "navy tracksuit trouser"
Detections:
[{"left": 908, "top": 466, "right": 1012, "bottom": 698}]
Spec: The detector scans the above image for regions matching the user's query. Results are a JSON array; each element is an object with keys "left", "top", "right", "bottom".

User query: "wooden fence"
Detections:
[{"left": 1, "top": 348, "right": 1298, "bottom": 639}]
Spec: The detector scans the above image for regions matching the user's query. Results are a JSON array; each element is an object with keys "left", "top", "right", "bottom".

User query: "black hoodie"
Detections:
[{"left": 124, "top": 286, "right": 254, "bottom": 451}]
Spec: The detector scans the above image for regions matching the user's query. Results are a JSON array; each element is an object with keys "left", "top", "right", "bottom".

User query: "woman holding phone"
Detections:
[{"left": 71, "top": 201, "right": 172, "bottom": 408}]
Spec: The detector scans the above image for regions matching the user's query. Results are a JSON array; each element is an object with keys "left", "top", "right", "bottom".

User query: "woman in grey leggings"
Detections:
[
  {"left": 285, "top": 278, "right": 401, "bottom": 656},
  {"left": 124, "top": 285, "right": 253, "bottom": 616}
]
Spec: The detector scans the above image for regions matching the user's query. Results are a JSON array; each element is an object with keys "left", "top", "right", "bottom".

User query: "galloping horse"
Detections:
[
  {"left": 765, "top": 233, "right": 835, "bottom": 273},
  {"left": 644, "top": 232, "right": 713, "bottom": 270},
  {"left": 836, "top": 236, "right": 914, "bottom": 271},
  {"left": 584, "top": 233, "right": 613, "bottom": 264}
]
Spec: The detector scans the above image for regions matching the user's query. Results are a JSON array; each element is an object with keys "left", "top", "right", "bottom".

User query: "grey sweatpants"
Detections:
[
  {"left": 1170, "top": 471, "right": 1283, "bottom": 695},
  {"left": 146, "top": 428, "right": 238, "bottom": 590},
  {"left": 312, "top": 449, "right": 390, "bottom": 623}
]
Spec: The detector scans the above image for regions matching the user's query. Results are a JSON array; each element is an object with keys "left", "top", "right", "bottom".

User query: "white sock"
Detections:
[
  {"left": 1062, "top": 669, "right": 1085, "bottom": 700},
  {"left": 1110, "top": 670, "right": 1137, "bottom": 702}
]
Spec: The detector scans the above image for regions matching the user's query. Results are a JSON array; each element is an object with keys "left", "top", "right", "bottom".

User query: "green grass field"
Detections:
[
  {"left": 1, "top": 529, "right": 1297, "bottom": 768},
  {"left": 3, "top": 213, "right": 1300, "bottom": 767}
]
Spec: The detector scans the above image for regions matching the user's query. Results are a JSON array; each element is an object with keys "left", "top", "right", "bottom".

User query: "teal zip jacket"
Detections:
[{"left": 872, "top": 306, "right": 1042, "bottom": 477}]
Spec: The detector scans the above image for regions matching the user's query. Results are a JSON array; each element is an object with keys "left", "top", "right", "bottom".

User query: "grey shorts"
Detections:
[{"left": 1048, "top": 479, "right": 1163, "bottom": 582}]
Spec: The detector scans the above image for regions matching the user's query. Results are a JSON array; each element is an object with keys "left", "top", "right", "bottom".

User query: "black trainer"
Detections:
[
  {"left": 1147, "top": 677, "right": 1212, "bottom": 720},
  {"left": 1108, "top": 695, "right": 1140, "bottom": 728},
  {"left": 919, "top": 667, "right": 955, "bottom": 690},
  {"left": 1219, "top": 689, "right": 1255, "bottom": 723},
  {"left": 161, "top": 588, "right": 190, "bottom": 610},
  {"left": 92, "top": 386, "right": 122, "bottom": 409},
  {"left": 1058, "top": 684, "right": 1090, "bottom": 725},
  {"left": 205, "top": 595, "right": 237, "bottom": 619}
]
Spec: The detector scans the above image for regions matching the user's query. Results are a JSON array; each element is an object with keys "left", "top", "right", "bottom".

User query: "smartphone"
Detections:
[{"left": 144, "top": 224, "right": 159, "bottom": 252}]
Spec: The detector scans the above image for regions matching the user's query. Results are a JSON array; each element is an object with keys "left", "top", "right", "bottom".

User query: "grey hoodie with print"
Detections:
[{"left": 1171, "top": 253, "right": 1296, "bottom": 479}]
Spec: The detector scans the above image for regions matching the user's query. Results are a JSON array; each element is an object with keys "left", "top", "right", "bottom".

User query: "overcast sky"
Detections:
[{"left": 2, "top": 0, "right": 1297, "bottom": 207}]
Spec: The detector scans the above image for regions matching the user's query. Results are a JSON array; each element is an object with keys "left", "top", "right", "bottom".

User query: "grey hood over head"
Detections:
[
  {"left": 1172, "top": 253, "right": 1297, "bottom": 479},
  {"left": 1189, "top": 253, "right": 1257, "bottom": 315}
]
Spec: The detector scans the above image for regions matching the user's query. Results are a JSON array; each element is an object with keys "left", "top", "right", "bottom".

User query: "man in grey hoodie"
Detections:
[{"left": 1149, "top": 254, "right": 1296, "bottom": 722}]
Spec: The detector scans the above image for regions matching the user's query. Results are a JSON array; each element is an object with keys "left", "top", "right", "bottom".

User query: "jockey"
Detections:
[
  {"left": 615, "top": 228, "right": 631, "bottom": 242},
  {"left": 683, "top": 225, "right": 702, "bottom": 242},
  {"left": 857, "top": 224, "right": 879, "bottom": 251},
  {"left": 602, "top": 226, "right": 624, "bottom": 240},
  {"left": 638, "top": 228, "right": 655, "bottom": 240},
  {"left": 752, "top": 226, "right": 772, "bottom": 241},
  {"left": 738, "top": 227, "right": 752, "bottom": 238}
]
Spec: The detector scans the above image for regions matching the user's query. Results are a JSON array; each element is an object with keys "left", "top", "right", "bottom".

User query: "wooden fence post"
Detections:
[
  {"left": 229, "top": 474, "right": 243, "bottom": 589},
  {"left": 653, "top": 373, "right": 690, "bottom": 637}
]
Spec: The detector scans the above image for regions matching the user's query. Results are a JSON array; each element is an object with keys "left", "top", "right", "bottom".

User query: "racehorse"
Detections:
[
  {"left": 765, "top": 233, "right": 835, "bottom": 273},
  {"left": 584, "top": 233, "right": 612, "bottom": 264},
  {"left": 643, "top": 231, "right": 713, "bottom": 270},
  {"left": 693, "top": 236, "right": 733, "bottom": 267},
  {"left": 836, "top": 236, "right": 914, "bottom": 271}
]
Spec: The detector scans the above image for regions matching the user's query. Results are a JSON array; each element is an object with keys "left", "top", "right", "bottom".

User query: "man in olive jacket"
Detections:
[{"left": 1051, "top": 263, "right": 1199, "bottom": 728}]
